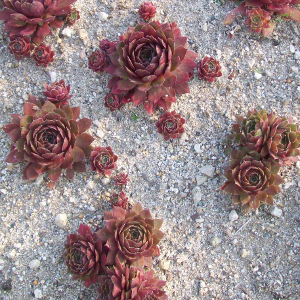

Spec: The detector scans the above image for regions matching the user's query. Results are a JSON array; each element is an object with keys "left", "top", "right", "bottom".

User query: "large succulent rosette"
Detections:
[
  {"left": 63, "top": 224, "right": 103, "bottom": 288},
  {"left": 221, "top": 150, "right": 284, "bottom": 214},
  {"left": 0, "top": 0, "right": 77, "bottom": 44},
  {"left": 95, "top": 203, "right": 164, "bottom": 268},
  {"left": 3, "top": 95, "right": 94, "bottom": 188},
  {"left": 232, "top": 110, "right": 300, "bottom": 165},
  {"left": 106, "top": 21, "right": 197, "bottom": 114},
  {"left": 96, "top": 257, "right": 167, "bottom": 300}
]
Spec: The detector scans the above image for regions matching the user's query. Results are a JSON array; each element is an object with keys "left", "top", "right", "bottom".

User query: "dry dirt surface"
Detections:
[{"left": 0, "top": 0, "right": 300, "bottom": 299}]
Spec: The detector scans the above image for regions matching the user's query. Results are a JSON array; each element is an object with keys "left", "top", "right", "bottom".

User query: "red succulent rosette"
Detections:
[
  {"left": 156, "top": 111, "right": 185, "bottom": 141},
  {"left": 66, "top": 8, "right": 80, "bottom": 26},
  {"left": 198, "top": 56, "right": 222, "bottom": 83},
  {"left": 63, "top": 224, "right": 103, "bottom": 288},
  {"left": 104, "top": 93, "right": 123, "bottom": 112},
  {"left": 99, "top": 38, "right": 117, "bottom": 52},
  {"left": 90, "top": 146, "right": 118, "bottom": 176},
  {"left": 106, "top": 21, "right": 197, "bottom": 114},
  {"left": 32, "top": 43, "right": 54, "bottom": 67},
  {"left": 88, "top": 50, "right": 107, "bottom": 73},
  {"left": 3, "top": 94, "right": 94, "bottom": 188},
  {"left": 0, "top": 0, "right": 77, "bottom": 44},
  {"left": 8, "top": 34, "right": 34, "bottom": 60},
  {"left": 221, "top": 150, "right": 284, "bottom": 214},
  {"left": 95, "top": 203, "right": 164, "bottom": 268},
  {"left": 96, "top": 257, "right": 167, "bottom": 300},
  {"left": 114, "top": 173, "right": 130, "bottom": 186},
  {"left": 139, "top": 2, "right": 157, "bottom": 21},
  {"left": 245, "top": 7, "right": 271, "bottom": 33},
  {"left": 42, "top": 79, "right": 73, "bottom": 107},
  {"left": 110, "top": 191, "right": 129, "bottom": 210}
]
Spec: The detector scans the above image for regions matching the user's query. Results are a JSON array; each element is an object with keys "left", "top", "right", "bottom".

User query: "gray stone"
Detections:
[
  {"left": 29, "top": 259, "right": 40, "bottom": 269},
  {"left": 199, "top": 165, "right": 215, "bottom": 177},
  {"left": 34, "top": 289, "right": 43, "bottom": 299},
  {"left": 55, "top": 213, "right": 68, "bottom": 228},
  {"left": 270, "top": 206, "right": 282, "bottom": 218},
  {"left": 210, "top": 236, "right": 221, "bottom": 247},
  {"left": 99, "top": 12, "right": 108, "bottom": 21},
  {"left": 196, "top": 175, "right": 207, "bottom": 186},
  {"left": 48, "top": 71, "right": 56, "bottom": 83},
  {"left": 295, "top": 51, "right": 300, "bottom": 60},
  {"left": 229, "top": 210, "right": 239, "bottom": 222}
]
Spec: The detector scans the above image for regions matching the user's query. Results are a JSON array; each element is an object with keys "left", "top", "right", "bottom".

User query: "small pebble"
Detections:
[
  {"left": 48, "top": 71, "right": 56, "bottom": 83},
  {"left": 290, "top": 44, "right": 296, "bottom": 53},
  {"left": 78, "top": 29, "right": 88, "bottom": 41},
  {"left": 196, "top": 175, "right": 207, "bottom": 186},
  {"left": 199, "top": 165, "right": 215, "bottom": 177},
  {"left": 79, "top": 214, "right": 84, "bottom": 219},
  {"left": 101, "top": 177, "right": 111, "bottom": 185},
  {"left": 295, "top": 51, "right": 300, "bottom": 60},
  {"left": 55, "top": 213, "right": 68, "bottom": 228},
  {"left": 229, "top": 210, "right": 239, "bottom": 222},
  {"left": 270, "top": 206, "right": 282, "bottom": 218},
  {"left": 210, "top": 236, "right": 221, "bottom": 247},
  {"left": 159, "top": 259, "right": 171, "bottom": 271},
  {"left": 99, "top": 12, "right": 108, "bottom": 21},
  {"left": 202, "top": 23, "right": 208, "bottom": 32},
  {"left": 29, "top": 259, "right": 41, "bottom": 270},
  {"left": 200, "top": 280, "right": 206, "bottom": 288},
  {"left": 241, "top": 249, "right": 248, "bottom": 258},
  {"left": 62, "top": 28, "right": 73, "bottom": 37},
  {"left": 194, "top": 144, "right": 201, "bottom": 154},
  {"left": 34, "top": 289, "right": 43, "bottom": 299},
  {"left": 2, "top": 279, "right": 12, "bottom": 291},
  {"left": 254, "top": 72, "right": 262, "bottom": 80}
]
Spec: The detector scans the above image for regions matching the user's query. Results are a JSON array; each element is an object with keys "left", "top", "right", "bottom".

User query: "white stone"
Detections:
[
  {"left": 55, "top": 213, "right": 68, "bottom": 228},
  {"left": 8, "top": 249, "right": 16, "bottom": 258},
  {"left": 101, "top": 177, "right": 111, "bottom": 185},
  {"left": 229, "top": 210, "right": 239, "bottom": 222},
  {"left": 202, "top": 23, "right": 208, "bottom": 32},
  {"left": 34, "top": 289, "right": 43, "bottom": 299},
  {"left": 29, "top": 259, "right": 41, "bottom": 269},
  {"left": 80, "top": 49, "right": 86, "bottom": 59},
  {"left": 241, "top": 249, "right": 248, "bottom": 258},
  {"left": 254, "top": 72, "right": 262, "bottom": 80},
  {"left": 194, "top": 144, "right": 201, "bottom": 153},
  {"left": 62, "top": 27, "right": 73, "bottom": 37},
  {"left": 270, "top": 206, "right": 282, "bottom": 218},
  {"left": 291, "top": 66, "right": 299, "bottom": 74},
  {"left": 99, "top": 12, "right": 108, "bottom": 21},
  {"left": 0, "top": 189, "right": 7, "bottom": 194},
  {"left": 159, "top": 259, "right": 171, "bottom": 270},
  {"left": 248, "top": 59, "right": 255, "bottom": 69},
  {"left": 35, "top": 175, "right": 44, "bottom": 186},
  {"left": 176, "top": 253, "right": 189, "bottom": 263},
  {"left": 295, "top": 51, "right": 300, "bottom": 60},
  {"left": 78, "top": 29, "right": 88, "bottom": 41},
  {"left": 196, "top": 175, "right": 207, "bottom": 186},
  {"left": 210, "top": 236, "right": 221, "bottom": 247},
  {"left": 200, "top": 280, "right": 206, "bottom": 288},
  {"left": 290, "top": 44, "right": 296, "bottom": 53},
  {"left": 48, "top": 71, "right": 56, "bottom": 83},
  {"left": 199, "top": 165, "right": 215, "bottom": 177},
  {"left": 87, "top": 180, "right": 95, "bottom": 189},
  {"left": 193, "top": 191, "right": 202, "bottom": 205}
]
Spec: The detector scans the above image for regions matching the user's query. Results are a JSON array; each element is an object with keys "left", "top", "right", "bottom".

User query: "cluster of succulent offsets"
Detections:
[
  {"left": 224, "top": 0, "right": 300, "bottom": 37},
  {"left": 221, "top": 109, "right": 300, "bottom": 214},
  {"left": 63, "top": 196, "right": 168, "bottom": 299},
  {"left": 0, "top": 0, "right": 80, "bottom": 66},
  {"left": 3, "top": 79, "right": 120, "bottom": 188}
]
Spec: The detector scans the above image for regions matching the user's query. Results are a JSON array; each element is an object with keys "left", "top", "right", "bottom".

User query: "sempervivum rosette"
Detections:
[
  {"left": 3, "top": 95, "right": 94, "bottom": 188},
  {"left": 95, "top": 203, "right": 164, "bottom": 268},
  {"left": 63, "top": 224, "right": 103, "bottom": 288},
  {"left": 0, "top": 0, "right": 77, "bottom": 44},
  {"left": 221, "top": 150, "right": 284, "bottom": 214},
  {"left": 155, "top": 111, "right": 185, "bottom": 140},
  {"left": 232, "top": 110, "right": 300, "bottom": 165},
  {"left": 42, "top": 79, "right": 73, "bottom": 107},
  {"left": 96, "top": 257, "right": 167, "bottom": 300},
  {"left": 8, "top": 34, "right": 34, "bottom": 60},
  {"left": 106, "top": 21, "right": 197, "bottom": 114}
]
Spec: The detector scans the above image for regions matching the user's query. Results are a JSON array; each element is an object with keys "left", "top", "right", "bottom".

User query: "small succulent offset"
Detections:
[
  {"left": 0, "top": 0, "right": 79, "bottom": 44},
  {"left": 106, "top": 21, "right": 197, "bottom": 114},
  {"left": 43, "top": 79, "right": 73, "bottom": 107},
  {"left": 66, "top": 8, "right": 80, "bottom": 26},
  {"left": 32, "top": 43, "right": 54, "bottom": 67},
  {"left": 90, "top": 146, "right": 118, "bottom": 176},
  {"left": 95, "top": 203, "right": 164, "bottom": 268},
  {"left": 3, "top": 94, "right": 94, "bottom": 188},
  {"left": 139, "top": 2, "right": 157, "bottom": 21},
  {"left": 110, "top": 191, "right": 129, "bottom": 210},
  {"left": 88, "top": 50, "right": 107, "bottom": 73},
  {"left": 63, "top": 224, "right": 103, "bottom": 288},
  {"left": 198, "top": 56, "right": 222, "bottom": 83},
  {"left": 104, "top": 93, "right": 123, "bottom": 112},
  {"left": 8, "top": 34, "right": 33, "bottom": 60},
  {"left": 224, "top": 0, "right": 300, "bottom": 37},
  {"left": 221, "top": 149, "right": 284, "bottom": 214},
  {"left": 222, "top": 109, "right": 300, "bottom": 214},
  {"left": 114, "top": 172, "right": 130, "bottom": 187},
  {"left": 231, "top": 109, "right": 300, "bottom": 165},
  {"left": 156, "top": 111, "right": 185, "bottom": 140}
]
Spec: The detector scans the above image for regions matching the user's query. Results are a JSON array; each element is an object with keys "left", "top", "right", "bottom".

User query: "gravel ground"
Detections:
[{"left": 0, "top": 0, "right": 300, "bottom": 299}]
